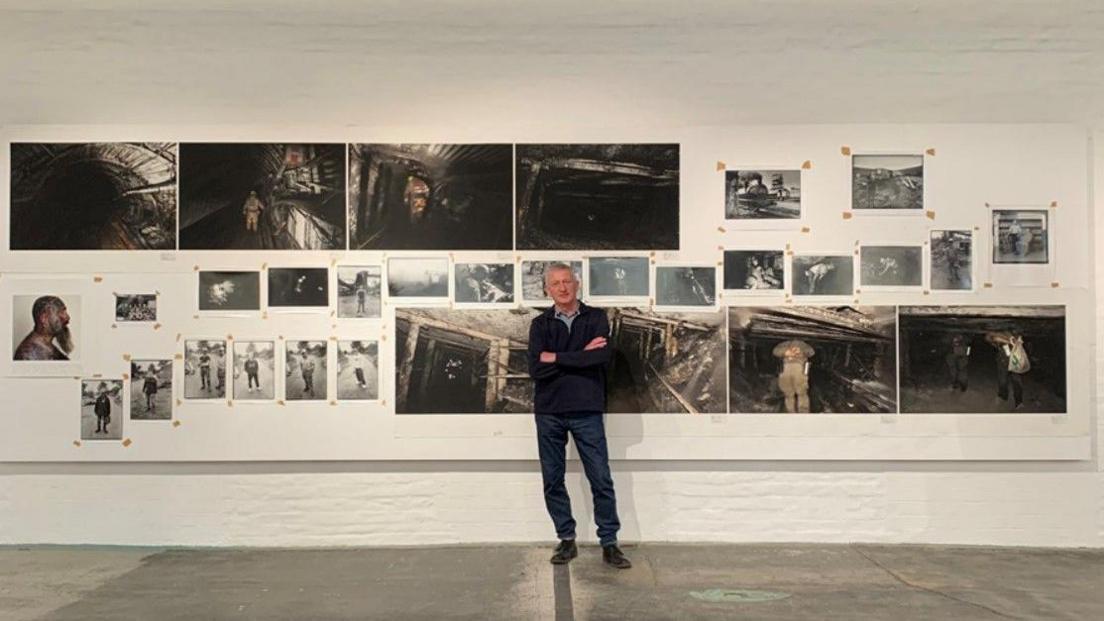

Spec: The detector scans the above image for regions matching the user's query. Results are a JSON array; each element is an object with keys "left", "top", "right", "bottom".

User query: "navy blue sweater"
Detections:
[{"left": 527, "top": 303, "right": 611, "bottom": 415}]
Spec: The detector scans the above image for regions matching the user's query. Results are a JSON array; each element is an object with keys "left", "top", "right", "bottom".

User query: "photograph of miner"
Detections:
[
  {"left": 114, "top": 294, "right": 157, "bottom": 323},
  {"left": 655, "top": 267, "right": 716, "bottom": 307},
  {"left": 183, "top": 339, "right": 227, "bottom": 399},
  {"left": 336, "top": 266, "right": 382, "bottom": 318},
  {"left": 179, "top": 143, "right": 345, "bottom": 250},
  {"left": 10, "top": 142, "right": 177, "bottom": 250},
  {"left": 129, "top": 359, "right": 172, "bottom": 420},
  {"left": 723, "top": 250, "right": 785, "bottom": 291},
  {"left": 991, "top": 209, "right": 1049, "bottom": 264},
  {"left": 337, "top": 340, "right": 379, "bottom": 401},
  {"left": 198, "top": 271, "right": 261, "bottom": 312},
  {"left": 859, "top": 245, "right": 923, "bottom": 288},
  {"left": 930, "top": 230, "right": 973, "bottom": 290},
  {"left": 516, "top": 144, "right": 680, "bottom": 250},
  {"left": 232, "top": 341, "right": 276, "bottom": 401},
  {"left": 587, "top": 257, "right": 649, "bottom": 299},
  {"left": 791, "top": 255, "right": 854, "bottom": 296},
  {"left": 284, "top": 340, "right": 328, "bottom": 401},
  {"left": 348, "top": 144, "right": 512, "bottom": 250},
  {"left": 898, "top": 305, "right": 1066, "bottom": 413},
  {"left": 267, "top": 267, "right": 329, "bottom": 309},
  {"left": 454, "top": 263, "right": 515, "bottom": 305},
  {"left": 724, "top": 170, "right": 801, "bottom": 220},
  {"left": 80, "top": 379, "right": 124, "bottom": 440},
  {"left": 852, "top": 154, "right": 923, "bottom": 210},
  {"left": 728, "top": 306, "right": 898, "bottom": 413}
]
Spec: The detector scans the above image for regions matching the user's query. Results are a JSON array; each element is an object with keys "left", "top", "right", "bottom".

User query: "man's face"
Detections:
[
  {"left": 545, "top": 268, "right": 578, "bottom": 306},
  {"left": 41, "top": 303, "right": 74, "bottom": 353}
]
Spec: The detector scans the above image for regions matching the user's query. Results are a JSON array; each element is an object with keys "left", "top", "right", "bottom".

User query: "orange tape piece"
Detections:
[
  {"left": 172, "top": 420, "right": 182, "bottom": 427},
  {"left": 840, "top": 146, "right": 852, "bottom": 156},
  {"left": 716, "top": 161, "right": 726, "bottom": 171},
  {"left": 717, "top": 226, "right": 726, "bottom": 233},
  {"left": 1050, "top": 201, "right": 1058, "bottom": 208},
  {"left": 983, "top": 282, "right": 993, "bottom": 288},
  {"left": 93, "top": 276, "right": 103, "bottom": 283},
  {"left": 122, "top": 438, "right": 132, "bottom": 447},
  {"left": 73, "top": 440, "right": 81, "bottom": 447},
  {"left": 842, "top": 212, "right": 853, "bottom": 220},
  {"left": 925, "top": 148, "right": 936, "bottom": 156},
  {"left": 800, "top": 227, "right": 811, "bottom": 233},
  {"left": 801, "top": 160, "right": 812, "bottom": 170},
  {"left": 925, "top": 210, "right": 936, "bottom": 220},
  {"left": 1050, "top": 282, "right": 1060, "bottom": 288}
]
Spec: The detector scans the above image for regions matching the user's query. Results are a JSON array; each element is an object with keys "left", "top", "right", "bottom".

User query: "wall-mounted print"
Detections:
[
  {"left": 655, "top": 266, "right": 717, "bottom": 308},
  {"left": 81, "top": 379, "right": 124, "bottom": 440},
  {"left": 521, "top": 260, "right": 583, "bottom": 305},
  {"left": 859, "top": 245, "right": 923, "bottom": 289},
  {"left": 183, "top": 339, "right": 227, "bottom": 400},
  {"left": 991, "top": 209, "right": 1049, "bottom": 264},
  {"left": 791, "top": 255, "right": 854, "bottom": 296},
  {"left": 336, "top": 266, "right": 382, "bottom": 318},
  {"left": 898, "top": 305, "right": 1066, "bottom": 413},
  {"left": 197, "top": 271, "right": 261, "bottom": 313},
  {"left": 724, "top": 170, "right": 801, "bottom": 220},
  {"left": 12, "top": 294, "right": 80, "bottom": 363},
  {"left": 348, "top": 144, "right": 513, "bottom": 250},
  {"left": 851, "top": 154, "right": 923, "bottom": 211},
  {"left": 454, "top": 263, "right": 515, "bottom": 305},
  {"left": 723, "top": 250, "right": 785, "bottom": 292},
  {"left": 587, "top": 257, "right": 649, "bottom": 300},
  {"left": 114, "top": 293, "right": 157, "bottom": 323},
  {"left": 130, "top": 359, "right": 172, "bottom": 420},
  {"left": 728, "top": 306, "right": 898, "bottom": 413},
  {"left": 179, "top": 143, "right": 345, "bottom": 250},
  {"left": 387, "top": 257, "right": 449, "bottom": 301},
  {"left": 233, "top": 340, "right": 276, "bottom": 401},
  {"left": 284, "top": 340, "right": 328, "bottom": 401},
  {"left": 337, "top": 339, "right": 379, "bottom": 401},
  {"left": 930, "top": 230, "right": 973, "bottom": 291},
  {"left": 516, "top": 144, "right": 679, "bottom": 250},
  {"left": 267, "top": 267, "right": 329, "bottom": 310},
  {"left": 10, "top": 143, "right": 177, "bottom": 250}
]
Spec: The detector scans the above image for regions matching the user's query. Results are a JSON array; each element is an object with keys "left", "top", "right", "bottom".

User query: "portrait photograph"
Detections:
[
  {"left": 11, "top": 293, "right": 81, "bottom": 364},
  {"left": 387, "top": 257, "right": 449, "bottom": 300},
  {"left": 129, "top": 359, "right": 172, "bottom": 420},
  {"left": 197, "top": 271, "right": 261, "bottom": 313},
  {"left": 587, "top": 257, "right": 649, "bottom": 299},
  {"left": 852, "top": 154, "right": 924, "bottom": 211},
  {"left": 654, "top": 266, "right": 717, "bottom": 308},
  {"left": 454, "top": 263, "right": 515, "bottom": 305},
  {"left": 930, "top": 230, "right": 973, "bottom": 290},
  {"left": 859, "top": 245, "right": 923, "bottom": 288},
  {"left": 233, "top": 340, "right": 276, "bottom": 401},
  {"left": 724, "top": 170, "right": 801, "bottom": 220},
  {"left": 791, "top": 255, "right": 855, "bottom": 296},
  {"left": 183, "top": 339, "right": 227, "bottom": 400},
  {"left": 336, "top": 266, "right": 382, "bottom": 318},
  {"left": 267, "top": 267, "right": 329, "bottom": 309},
  {"left": 723, "top": 250, "right": 785, "bottom": 292},
  {"left": 115, "top": 293, "right": 157, "bottom": 323},
  {"left": 284, "top": 340, "right": 328, "bottom": 401},
  {"left": 991, "top": 209, "right": 1049, "bottom": 264},
  {"left": 337, "top": 340, "right": 379, "bottom": 401},
  {"left": 81, "top": 379, "right": 125, "bottom": 440}
]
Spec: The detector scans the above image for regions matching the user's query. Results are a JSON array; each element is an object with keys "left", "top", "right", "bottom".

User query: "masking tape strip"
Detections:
[
  {"left": 801, "top": 160, "right": 812, "bottom": 170},
  {"left": 925, "top": 210, "right": 935, "bottom": 220},
  {"left": 172, "top": 420, "right": 181, "bottom": 427},
  {"left": 840, "top": 146, "right": 852, "bottom": 156},
  {"left": 122, "top": 354, "right": 131, "bottom": 361},
  {"left": 717, "top": 226, "right": 726, "bottom": 233},
  {"left": 73, "top": 440, "right": 81, "bottom": 447},
  {"left": 716, "top": 161, "right": 726, "bottom": 171},
  {"left": 93, "top": 276, "right": 103, "bottom": 283},
  {"left": 925, "top": 148, "right": 936, "bottom": 156},
  {"left": 1050, "top": 201, "right": 1058, "bottom": 208},
  {"left": 1050, "top": 282, "right": 1060, "bottom": 288},
  {"left": 983, "top": 282, "right": 993, "bottom": 288},
  {"left": 800, "top": 226, "right": 810, "bottom": 233},
  {"left": 122, "top": 438, "right": 132, "bottom": 447},
  {"left": 842, "top": 212, "right": 853, "bottom": 220}
]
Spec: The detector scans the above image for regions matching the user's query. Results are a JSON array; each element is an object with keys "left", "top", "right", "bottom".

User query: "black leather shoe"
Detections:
[
  {"left": 602, "top": 544, "right": 632, "bottom": 569},
  {"left": 550, "top": 540, "right": 578, "bottom": 565}
]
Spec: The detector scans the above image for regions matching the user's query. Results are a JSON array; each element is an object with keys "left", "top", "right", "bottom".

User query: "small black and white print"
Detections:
[
  {"left": 336, "top": 266, "right": 382, "bottom": 318},
  {"left": 991, "top": 209, "right": 1049, "bottom": 264},
  {"left": 792, "top": 255, "right": 854, "bottom": 296},
  {"left": 587, "top": 257, "right": 649, "bottom": 298},
  {"left": 130, "top": 359, "right": 172, "bottom": 420},
  {"left": 521, "top": 260, "right": 583, "bottom": 303},
  {"left": 725, "top": 170, "right": 801, "bottom": 220},
  {"left": 852, "top": 155, "right": 923, "bottom": 210},
  {"left": 233, "top": 341, "right": 276, "bottom": 401},
  {"left": 183, "top": 339, "right": 227, "bottom": 399},
  {"left": 655, "top": 266, "right": 716, "bottom": 307},
  {"left": 198, "top": 271, "right": 261, "bottom": 312},
  {"left": 268, "top": 268, "right": 329, "bottom": 308},
  {"left": 860, "top": 246, "right": 923, "bottom": 288},
  {"left": 285, "top": 340, "right": 328, "bottom": 401},
  {"left": 114, "top": 294, "right": 157, "bottom": 322},
  {"left": 723, "top": 250, "right": 785, "bottom": 291},
  {"left": 454, "top": 263, "right": 515, "bottom": 304},
  {"left": 387, "top": 258, "right": 449, "bottom": 298},
  {"left": 337, "top": 340, "right": 379, "bottom": 401},
  {"left": 81, "top": 379, "right": 125, "bottom": 440},
  {"left": 930, "top": 230, "right": 973, "bottom": 290}
]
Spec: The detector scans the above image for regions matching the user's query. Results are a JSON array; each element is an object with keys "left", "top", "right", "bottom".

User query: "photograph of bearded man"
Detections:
[{"left": 13, "top": 295, "right": 75, "bottom": 361}]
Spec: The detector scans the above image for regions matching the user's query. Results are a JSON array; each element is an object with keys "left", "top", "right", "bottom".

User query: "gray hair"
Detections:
[{"left": 544, "top": 262, "right": 576, "bottom": 285}]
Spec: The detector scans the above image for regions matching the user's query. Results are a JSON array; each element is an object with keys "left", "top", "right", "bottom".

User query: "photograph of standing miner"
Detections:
[
  {"left": 9, "top": 142, "right": 177, "bottom": 250},
  {"left": 516, "top": 144, "right": 680, "bottom": 250},
  {"left": 179, "top": 143, "right": 346, "bottom": 250},
  {"left": 348, "top": 144, "right": 513, "bottom": 250},
  {"left": 898, "top": 306, "right": 1066, "bottom": 413},
  {"left": 728, "top": 306, "right": 898, "bottom": 413}
]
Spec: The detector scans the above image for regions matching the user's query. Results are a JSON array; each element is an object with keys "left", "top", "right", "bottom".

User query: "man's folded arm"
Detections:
[
  {"left": 555, "top": 313, "right": 612, "bottom": 368},
  {"left": 528, "top": 321, "right": 562, "bottom": 379}
]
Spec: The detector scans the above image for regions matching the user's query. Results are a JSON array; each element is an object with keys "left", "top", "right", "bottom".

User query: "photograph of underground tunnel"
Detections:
[
  {"left": 515, "top": 144, "right": 680, "bottom": 250},
  {"left": 178, "top": 143, "right": 346, "bottom": 250},
  {"left": 728, "top": 306, "right": 898, "bottom": 413},
  {"left": 9, "top": 142, "right": 177, "bottom": 250},
  {"left": 348, "top": 144, "right": 513, "bottom": 250},
  {"left": 898, "top": 305, "right": 1066, "bottom": 413}
]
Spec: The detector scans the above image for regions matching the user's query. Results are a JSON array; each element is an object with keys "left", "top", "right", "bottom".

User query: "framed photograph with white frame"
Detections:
[
  {"left": 653, "top": 264, "right": 718, "bottom": 312},
  {"left": 585, "top": 255, "right": 651, "bottom": 305},
  {"left": 196, "top": 270, "right": 262, "bottom": 317},
  {"left": 453, "top": 261, "right": 517, "bottom": 308},
  {"left": 849, "top": 151, "right": 926, "bottom": 215},
  {"left": 858, "top": 244, "right": 924, "bottom": 292},
  {"left": 385, "top": 256, "right": 450, "bottom": 306},
  {"left": 3, "top": 276, "right": 89, "bottom": 377},
  {"left": 789, "top": 252, "right": 856, "bottom": 299},
  {"left": 984, "top": 205, "right": 1057, "bottom": 287},
  {"left": 722, "top": 249, "right": 788, "bottom": 297},
  {"left": 520, "top": 259, "right": 584, "bottom": 306},
  {"left": 723, "top": 166, "right": 804, "bottom": 229},
  {"left": 927, "top": 229, "right": 976, "bottom": 292}
]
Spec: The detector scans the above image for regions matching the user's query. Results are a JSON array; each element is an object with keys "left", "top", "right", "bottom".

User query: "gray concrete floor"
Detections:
[{"left": 1, "top": 543, "right": 1101, "bottom": 620}]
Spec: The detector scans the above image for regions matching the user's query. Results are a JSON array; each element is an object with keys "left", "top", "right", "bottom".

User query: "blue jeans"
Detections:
[{"left": 535, "top": 412, "right": 620, "bottom": 547}]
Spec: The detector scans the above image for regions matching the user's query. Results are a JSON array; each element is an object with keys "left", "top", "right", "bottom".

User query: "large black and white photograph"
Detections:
[
  {"left": 337, "top": 340, "right": 379, "bottom": 401},
  {"left": 267, "top": 267, "right": 329, "bottom": 309},
  {"left": 859, "top": 245, "right": 923, "bottom": 288},
  {"left": 80, "top": 379, "right": 125, "bottom": 441},
  {"left": 129, "top": 359, "right": 172, "bottom": 420},
  {"left": 898, "top": 306, "right": 1066, "bottom": 413},
  {"left": 516, "top": 144, "right": 680, "bottom": 250},
  {"left": 197, "top": 271, "right": 261, "bottom": 312},
  {"left": 991, "top": 209, "right": 1049, "bottom": 264},
  {"left": 179, "top": 143, "right": 345, "bottom": 250},
  {"left": 284, "top": 340, "right": 328, "bottom": 401},
  {"left": 655, "top": 266, "right": 717, "bottom": 308},
  {"left": 183, "top": 339, "right": 227, "bottom": 400},
  {"left": 791, "top": 255, "right": 855, "bottom": 296},
  {"left": 521, "top": 260, "right": 583, "bottom": 304},
  {"left": 728, "top": 306, "right": 898, "bottom": 413},
  {"left": 336, "top": 266, "right": 382, "bottom": 318},
  {"left": 348, "top": 144, "right": 513, "bottom": 250},
  {"left": 10, "top": 142, "right": 177, "bottom": 250},
  {"left": 930, "top": 230, "right": 973, "bottom": 290},
  {"left": 851, "top": 154, "right": 923, "bottom": 211},
  {"left": 454, "top": 263, "right": 515, "bottom": 305},
  {"left": 11, "top": 293, "right": 81, "bottom": 364},
  {"left": 587, "top": 257, "right": 649, "bottom": 299},
  {"left": 233, "top": 340, "right": 276, "bottom": 401},
  {"left": 724, "top": 170, "right": 801, "bottom": 220},
  {"left": 723, "top": 250, "right": 785, "bottom": 292},
  {"left": 114, "top": 294, "right": 157, "bottom": 323},
  {"left": 387, "top": 257, "right": 449, "bottom": 300}
]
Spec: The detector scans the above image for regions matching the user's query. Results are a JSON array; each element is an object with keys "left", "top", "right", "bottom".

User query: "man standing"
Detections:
[
  {"left": 946, "top": 334, "right": 970, "bottom": 392},
  {"left": 244, "top": 352, "right": 260, "bottom": 393},
  {"left": 300, "top": 351, "right": 316, "bottom": 397},
  {"left": 527, "top": 263, "right": 630, "bottom": 569},
  {"left": 243, "top": 190, "right": 265, "bottom": 233},
  {"left": 986, "top": 330, "right": 1028, "bottom": 409},
  {"left": 143, "top": 364, "right": 159, "bottom": 411},
  {"left": 94, "top": 382, "right": 112, "bottom": 434},
  {"left": 772, "top": 339, "right": 815, "bottom": 413},
  {"left": 13, "top": 295, "right": 74, "bottom": 361},
  {"left": 198, "top": 349, "right": 212, "bottom": 392}
]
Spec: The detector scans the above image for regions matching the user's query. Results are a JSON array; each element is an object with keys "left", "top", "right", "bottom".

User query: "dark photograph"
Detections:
[
  {"left": 521, "top": 260, "right": 582, "bottom": 304},
  {"left": 10, "top": 142, "right": 177, "bottom": 250},
  {"left": 729, "top": 306, "right": 898, "bottom": 413},
  {"left": 860, "top": 245, "right": 923, "bottom": 288},
  {"left": 516, "top": 144, "right": 679, "bottom": 250},
  {"left": 285, "top": 340, "right": 328, "bottom": 401},
  {"left": 130, "top": 359, "right": 172, "bottom": 420},
  {"left": 337, "top": 266, "right": 382, "bottom": 318},
  {"left": 724, "top": 170, "right": 801, "bottom": 220},
  {"left": 723, "top": 250, "right": 785, "bottom": 291},
  {"left": 992, "top": 209, "right": 1049, "bottom": 264},
  {"left": 454, "top": 263, "right": 515, "bottom": 304},
  {"left": 233, "top": 340, "right": 276, "bottom": 401},
  {"left": 655, "top": 267, "right": 716, "bottom": 307},
  {"left": 337, "top": 340, "right": 379, "bottom": 401},
  {"left": 267, "top": 268, "right": 329, "bottom": 308},
  {"left": 197, "top": 271, "right": 261, "bottom": 312},
  {"left": 348, "top": 144, "right": 512, "bottom": 250},
  {"left": 81, "top": 379, "right": 125, "bottom": 440},
  {"left": 898, "top": 305, "right": 1066, "bottom": 413},
  {"left": 387, "top": 258, "right": 449, "bottom": 299},
  {"left": 115, "top": 294, "right": 157, "bottom": 323},
  {"left": 12, "top": 294, "right": 79, "bottom": 363},
  {"left": 930, "top": 230, "right": 973, "bottom": 290},
  {"left": 183, "top": 339, "right": 227, "bottom": 399},
  {"left": 587, "top": 257, "right": 649, "bottom": 298},
  {"left": 179, "top": 143, "right": 345, "bottom": 250},
  {"left": 792, "top": 255, "right": 854, "bottom": 296},
  {"left": 852, "top": 154, "right": 923, "bottom": 210}
]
